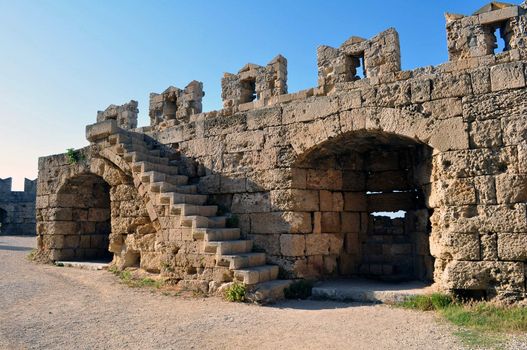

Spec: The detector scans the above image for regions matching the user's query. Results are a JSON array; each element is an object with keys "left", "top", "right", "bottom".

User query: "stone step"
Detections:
[
  {"left": 180, "top": 215, "right": 226, "bottom": 229},
  {"left": 204, "top": 240, "right": 253, "bottom": 255},
  {"left": 121, "top": 142, "right": 161, "bottom": 156},
  {"left": 193, "top": 228, "right": 241, "bottom": 241},
  {"left": 170, "top": 204, "right": 218, "bottom": 217},
  {"left": 149, "top": 181, "right": 181, "bottom": 193},
  {"left": 141, "top": 171, "right": 188, "bottom": 186},
  {"left": 124, "top": 151, "right": 169, "bottom": 165},
  {"left": 132, "top": 161, "right": 179, "bottom": 176},
  {"left": 234, "top": 265, "right": 279, "bottom": 285},
  {"left": 108, "top": 133, "right": 145, "bottom": 146},
  {"left": 310, "top": 279, "right": 432, "bottom": 303},
  {"left": 248, "top": 279, "right": 293, "bottom": 304},
  {"left": 176, "top": 185, "right": 198, "bottom": 194},
  {"left": 216, "top": 252, "right": 266, "bottom": 269},
  {"left": 158, "top": 192, "right": 208, "bottom": 206}
]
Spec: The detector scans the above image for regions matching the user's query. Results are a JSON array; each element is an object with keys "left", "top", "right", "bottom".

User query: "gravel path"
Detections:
[{"left": 0, "top": 236, "right": 468, "bottom": 350}]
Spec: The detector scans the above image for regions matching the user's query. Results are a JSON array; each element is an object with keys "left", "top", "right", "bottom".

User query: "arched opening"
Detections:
[
  {"left": 0, "top": 208, "right": 7, "bottom": 234},
  {"left": 294, "top": 130, "right": 434, "bottom": 283},
  {"left": 54, "top": 173, "right": 112, "bottom": 261}
]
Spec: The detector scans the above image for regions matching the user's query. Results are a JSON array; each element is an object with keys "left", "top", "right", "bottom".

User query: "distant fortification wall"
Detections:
[{"left": 0, "top": 178, "right": 37, "bottom": 235}]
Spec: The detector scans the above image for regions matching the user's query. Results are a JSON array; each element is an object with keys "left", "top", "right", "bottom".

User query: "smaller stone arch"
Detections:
[{"left": 50, "top": 173, "right": 113, "bottom": 261}]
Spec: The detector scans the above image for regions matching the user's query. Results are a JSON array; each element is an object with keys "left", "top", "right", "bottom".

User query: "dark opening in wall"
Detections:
[
  {"left": 54, "top": 174, "right": 112, "bottom": 262},
  {"left": 493, "top": 26, "right": 507, "bottom": 53},
  {"left": 0, "top": 208, "right": 6, "bottom": 234},
  {"left": 240, "top": 78, "right": 257, "bottom": 103},
  {"left": 293, "top": 131, "right": 435, "bottom": 283},
  {"left": 347, "top": 53, "right": 366, "bottom": 80}
]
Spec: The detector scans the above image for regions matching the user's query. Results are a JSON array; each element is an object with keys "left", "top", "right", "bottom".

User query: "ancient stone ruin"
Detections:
[
  {"left": 0, "top": 178, "right": 36, "bottom": 235},
  {"left": 36, "top": 2, "right": 527, "bottom": 302}
]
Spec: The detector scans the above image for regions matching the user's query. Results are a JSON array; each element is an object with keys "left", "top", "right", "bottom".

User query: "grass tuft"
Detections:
[
  {"left": 110, "top": 267, "right": 163, "bottom": 289},
  {"left": 224, "top": 282, "right": 246, "bottom": 302},
  {"left": 398, "top": 293, "right": 453, "bottom": 311},
  {"left": 397, "top": 293, "right": 527, "bottom": 348}
]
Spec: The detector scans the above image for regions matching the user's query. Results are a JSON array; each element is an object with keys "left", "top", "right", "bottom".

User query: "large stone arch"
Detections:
[
  {"left": 289, "top": 106, "right": 466, "bottom": 157},
  {"left": 286, "top": 126, "right": 436, "bottom": 282}
]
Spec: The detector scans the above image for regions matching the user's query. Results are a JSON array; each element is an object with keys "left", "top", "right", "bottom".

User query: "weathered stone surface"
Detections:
[
  {"left": 35, "top": 4, "right": 527, "bottom": 302},
  {"left": 497, "top": 233, "right": 527, "bottom": 261},
  {"left": 280, "top": 234, "right": 305, "bottom": 256},
  {"left": 495, "top": 174, "right": 527, "bottom": 204},
  {"left": 490, "top": 62, "right": 526, "bottom": 92}
]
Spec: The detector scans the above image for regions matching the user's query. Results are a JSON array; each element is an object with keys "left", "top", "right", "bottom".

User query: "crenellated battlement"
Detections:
[
  {"left": 0, "top": 177, "right": 36, "bottom": 198},
  {"left": 94, "top": 2, "right": 527, "bottom": 133},
  {"left": 149, "top": 81, "right": 204, "bottom": 129},
  {"left": 446, "top": 2, "right": 526, "bottom": 61},
  {"left": 97, "top": 100, "right": 138, "bottom": 130}
]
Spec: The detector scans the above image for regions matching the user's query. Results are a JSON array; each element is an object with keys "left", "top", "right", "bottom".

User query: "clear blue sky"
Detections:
[{"left": 0, "top": 0, "right": 509, "bottom": 190}]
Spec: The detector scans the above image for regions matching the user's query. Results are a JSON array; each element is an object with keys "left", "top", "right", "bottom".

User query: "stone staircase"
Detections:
[{"left": 102, "top": 127, "right": 290, "bottom": 302}]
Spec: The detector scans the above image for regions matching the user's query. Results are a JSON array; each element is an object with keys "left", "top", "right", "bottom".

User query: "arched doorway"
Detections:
[
  {"left": 0, "top": 208, "right": 7, "bottom": 234},
  {"left": 54, "top": 173, "right": 112, "bottom": 261},
  {"left": 294, "top": 130, "right": 434, "bottom": 282}
]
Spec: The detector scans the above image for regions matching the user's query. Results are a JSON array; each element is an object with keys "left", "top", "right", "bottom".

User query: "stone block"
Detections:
[
  {"left": 306, "top": 169, "right": 343, "bottom": 190},
  {"left": 319, "top": 191, "right": 344, "bottom": 212},
  {"left": 282, "top": 96, "right": 339, "bottom": 124},
  {"left": 318, "top": 212, "right": 340, "bottom": 233},
  {"left": 432, "top": 178, "right": 477, "bottom": 206},
  {"left": 469, "top": 119, "right": 502, "bottom": 148},
  {"left": 231, "top": 192, "right": 270, "bottom": 213},
  {"left": 490, "top": 62, "right": 526, "bottom": 92},
  {"left": 341, "top": 171, "right": 366, "bottom": 191},
  {"left": 497, "top": 233, "right": 527, "bottom": 261},
  {"left": 430, "top": 231, "right": 480, "bottom": 260},
  {"left": 470, "top": 68, "right": 491, "bottom": 95},
  {"left": 305, "top": 233, "right": 330, "bottom": 255},
  {"left": 64, "top": 235, "right": 80, "bottom": 249},
  {"left": 246, "top": 107, "right": 281, "bottom": 130},
  {"left": 479, "top": 6, "right": 519, "bottom": 25},
  {"left": 495, "top": 174, "right": 527, "bottom": 204},
  {"left": 270, "top": 189, "right": 319, "bottom": 211},
  {"left": 410, "top": 79, "right": 431, "bottom": 103},
  {"left": 225, "top": 130, "right": 265, "bottom": 153},
  {"left": 250, "top": 211, "right": 311, "bottom": 234},
  {"left": 429, "top": 117, "right": 469, "bottom": 151},
  {"left": 219, "top": 176, "right": 246, "bottom": 193},
  {"left": 480, "top": 232, "right": 498, "bottom": 261},
  {"left": 341, "top": 212, "right": 361, "bottom": 233},
  {"left": 328, "top": 233, "right": 344, "bottom": 254},
  {"left": 280, "top": 234, "right": 305, "bottom": 256},
  {"left": 501, "top": 117, "right": 527, "bottom": 146},
  {"left": 36, "top": 195, "right": 49, "bottom": 209},
  {"left": 88, "top": 208, "right": 110, "bottom": 222},
  {"left": 343, "top": 192, "right": 367, "bottom": 211},
  {"left": 49, "top": 208, "right": 72, "bottom": 221},
  {"left": 442, "top": 261, "right": 524, "bottom": 291},
  {"left": 250, "top": 233, "right": 280, "bottom": 256},
  {"left": 431, "top": 73, "right": 472, "bottom": 99}
]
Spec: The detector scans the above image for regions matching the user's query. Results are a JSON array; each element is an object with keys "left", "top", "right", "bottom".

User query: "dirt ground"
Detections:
[{"left": 0, "top": 235, "right": 509, "bottom": 350}]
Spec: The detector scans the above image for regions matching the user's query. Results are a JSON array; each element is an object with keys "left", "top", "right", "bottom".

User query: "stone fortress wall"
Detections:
[
  {"left": 36, "top": 2, "right": 527, "bottom": 301},
  {"left": 0, "top": 178, "right": 36, "bottom": 235}
]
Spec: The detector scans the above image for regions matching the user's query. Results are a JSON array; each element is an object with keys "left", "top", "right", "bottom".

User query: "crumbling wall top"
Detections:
[
  {"left": 446, "top": 2, "right": 526, "bottom": 61},
  {"left": 149, "top": 80, "right": 204, "bottom": 129},
  {"left": 221, "top": 55, "right": 287, "bottom": 111},
  {"left": 97, "top": 100, "right": 138, "bottom": 130}
]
